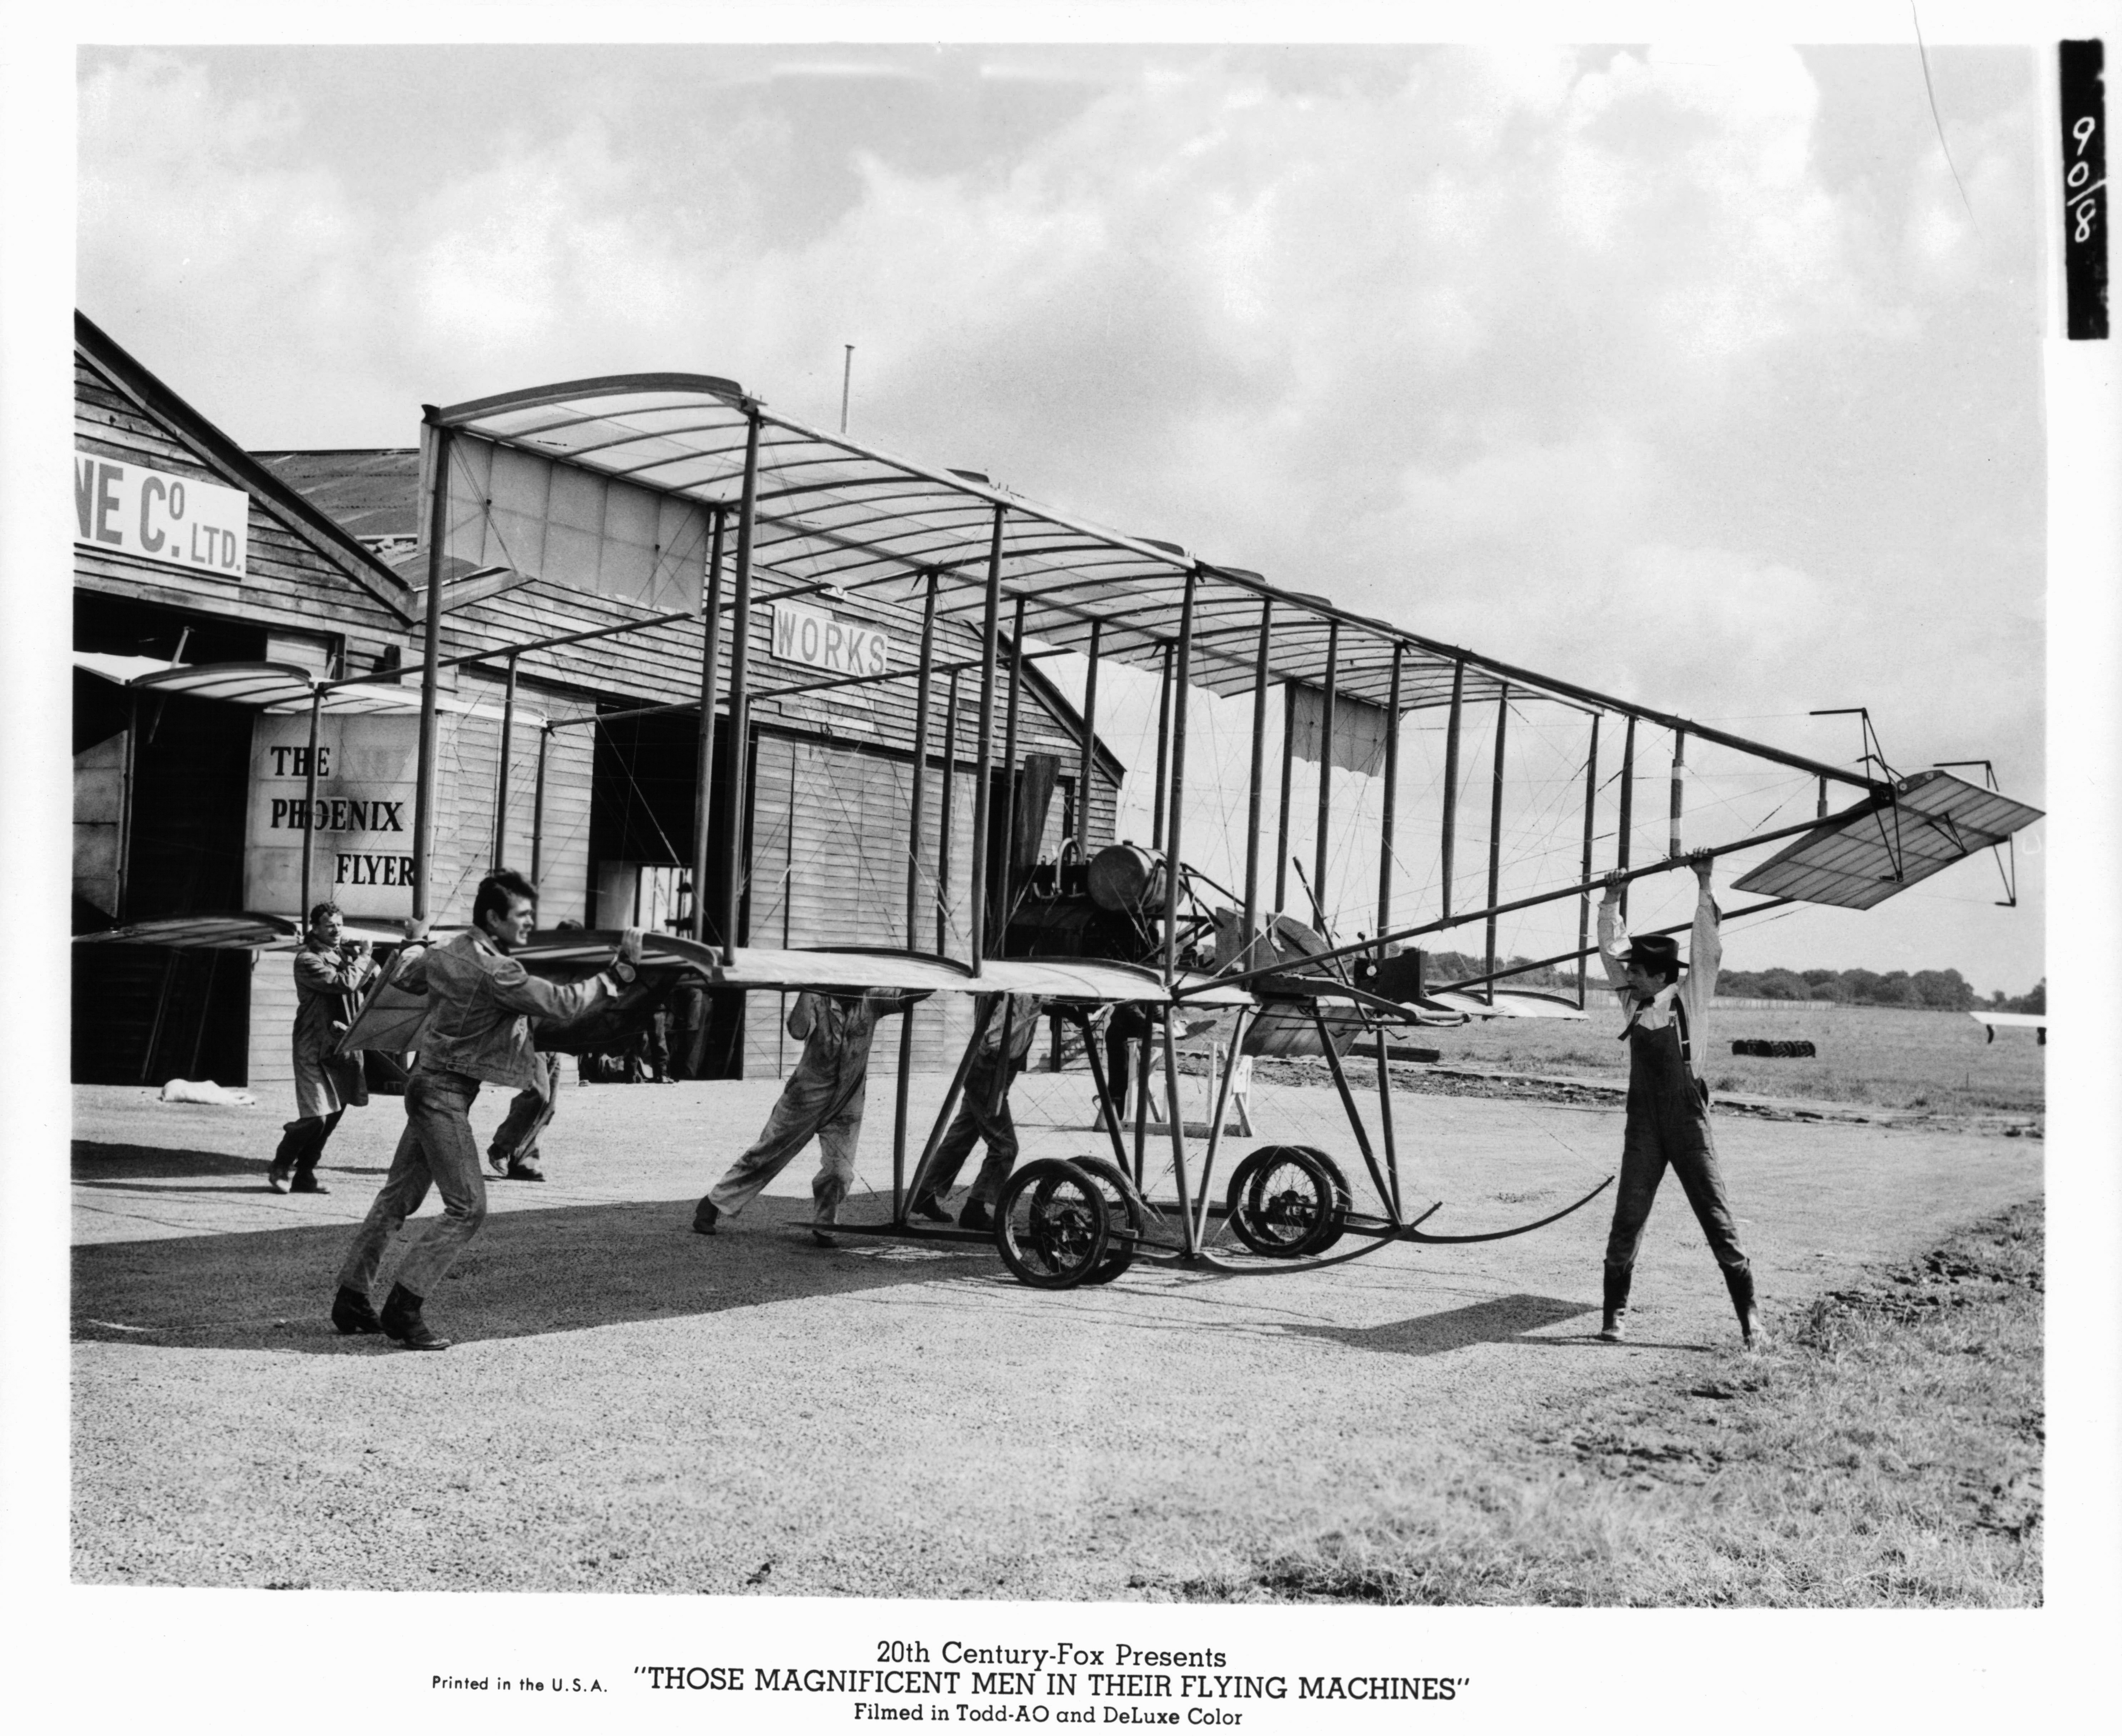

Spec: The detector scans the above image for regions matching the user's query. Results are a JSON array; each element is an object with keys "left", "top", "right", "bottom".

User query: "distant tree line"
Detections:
[{"left": 1417, "top": 951, "right": 2044, "bottom": 1013}]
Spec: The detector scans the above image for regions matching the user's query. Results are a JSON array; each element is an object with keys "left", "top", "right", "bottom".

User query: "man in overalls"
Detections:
[
  {"left": 692, "top": 989, "right": 913, "bottom": 1246},
  {"left": 1595, "top": 853, "right": 1763, "bottom": 1348},
  {"left": 910, "top": 991, "right": 1044, "bottom": 1232}
]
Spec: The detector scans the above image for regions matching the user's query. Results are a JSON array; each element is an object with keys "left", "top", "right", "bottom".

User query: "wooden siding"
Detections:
[
  {"left": 248, "top": 952, "right": 297, "bottom": 1094},
  {"left": 74, "top": 356, "right": 410, "bottom": 663}
]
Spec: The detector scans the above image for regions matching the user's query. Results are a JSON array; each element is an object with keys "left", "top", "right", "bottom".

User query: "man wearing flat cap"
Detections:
[{"left": 1594, "top": 851, "right": 1762, "bottom": 1348}]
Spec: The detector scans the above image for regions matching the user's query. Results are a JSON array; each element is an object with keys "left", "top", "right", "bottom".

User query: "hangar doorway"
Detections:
[
  {"left": 587, "top": 707, "right": 742, "bottom": 1078},
  {"left": 72, "top": 593, "right": 263, "bottom": 1084}
]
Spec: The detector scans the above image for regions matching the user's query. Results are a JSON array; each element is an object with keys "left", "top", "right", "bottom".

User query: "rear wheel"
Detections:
[
  {"left": 1066, "top": 1156, "right": 1141, "bottom": 1284},
  {"left": 1226, "top": 1146, "right": 1340, "bottom": 1258},
  {"left": 996, "top": 1159, "right": 1111, "bottom": 1289},
  {"left": 1290, "top": 1146, "right": 1352, "bottom": 1253}
]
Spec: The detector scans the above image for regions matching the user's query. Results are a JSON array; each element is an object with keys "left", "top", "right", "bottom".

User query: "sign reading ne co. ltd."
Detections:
[
  {"left": 770, "top": 600, "right": 891, "bottom": 678},
  {"left": 74, "top": 450, "right": 249, "bottom": 579}
]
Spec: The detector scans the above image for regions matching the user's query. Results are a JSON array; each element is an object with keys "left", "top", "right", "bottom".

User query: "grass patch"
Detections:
[
  {"left": 1177, "top": 1201, "right": 2042, "bottom": 1607},
  {"left": 1425, "top": 1004, "right": 2044, "bottom": 1118}
]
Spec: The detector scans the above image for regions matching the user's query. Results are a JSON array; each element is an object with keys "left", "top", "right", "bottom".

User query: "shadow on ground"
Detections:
[
  {"left": 1283, "top": 1293, "right": 1595, "bottom": 1357},
  {"left": 73, "top": 1197, "right": 999, "bottom": 1356},
  {"left": 74, "top": 1141, "right": 273, "bottom": 1183}
]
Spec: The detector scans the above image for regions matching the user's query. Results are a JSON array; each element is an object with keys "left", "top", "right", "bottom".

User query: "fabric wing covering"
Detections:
[
  {"left": 428, "top": 376, "right": 1521, "bottom": 714},
  {"left": 1730, "top": 770, "right": 2043, "bottom": 911}
]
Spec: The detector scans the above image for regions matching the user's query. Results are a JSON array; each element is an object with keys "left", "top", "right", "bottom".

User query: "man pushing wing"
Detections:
[{"left": 332, "top": 870, "right": 641, "bottom": 1350}]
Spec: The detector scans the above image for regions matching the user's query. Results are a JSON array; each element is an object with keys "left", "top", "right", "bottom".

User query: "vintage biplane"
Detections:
[{"left": 84, "top": 372, "right": 2044, "bottom": 1289}]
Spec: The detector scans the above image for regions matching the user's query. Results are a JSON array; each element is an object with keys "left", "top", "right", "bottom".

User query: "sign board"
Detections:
[
  {"left": 74, "top": 450, "right": 248, "bottom": 580},
  {"left": 770, "top": 601, "right": 891, "bottom": 678},
  {"left": 244, "top": 713, "right": 419, "bottom": 918}
]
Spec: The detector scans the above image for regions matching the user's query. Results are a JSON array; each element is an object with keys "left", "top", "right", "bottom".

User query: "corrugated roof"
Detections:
[{"left": 252, "top": 449, "right": 420, "bottom": 542}]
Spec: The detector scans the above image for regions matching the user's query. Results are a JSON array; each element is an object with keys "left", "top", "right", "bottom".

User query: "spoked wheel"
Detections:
[
  {"left": 1226, "top": 1145, "right": 1343, "bottom": 1258},
  {"left": 1290, "top": 1146, "right": 1352, "bottom": 1254},
  {"left": 995, "top": 1158, "right": 1112, "bottom": 1289},
  {"left": 1065, "top": 1156, "right": 1141, "bottom": 1284}
]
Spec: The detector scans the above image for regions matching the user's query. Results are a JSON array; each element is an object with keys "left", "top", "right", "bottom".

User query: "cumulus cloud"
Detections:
[{"left": 74, "top": 41, "right": 2044, "bottom": 986}]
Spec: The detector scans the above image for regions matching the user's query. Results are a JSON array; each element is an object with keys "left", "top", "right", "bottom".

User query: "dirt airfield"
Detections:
[{"left": 71, "top": 1063, "right": 2041, "bottom": 1598}]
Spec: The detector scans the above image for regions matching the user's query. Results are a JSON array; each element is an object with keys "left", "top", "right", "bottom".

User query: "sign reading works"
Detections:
[
  {"left": 74, "top": 450, "right": 249, "bottom": 580},
  {"left": 771, "top": 601, "right": 890, "bottom": 678}
]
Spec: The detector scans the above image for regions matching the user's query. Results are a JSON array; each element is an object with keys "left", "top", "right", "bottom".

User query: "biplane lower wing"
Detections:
[
  {"left": 1422, "top": 989, "right": 1589, "bottom": 1021},
  {"left": 73, "top": 912, "right": 405, "bottom": 951},
  {"left": 333, "top": 936, "right": 1256, "bottom": 1056}
]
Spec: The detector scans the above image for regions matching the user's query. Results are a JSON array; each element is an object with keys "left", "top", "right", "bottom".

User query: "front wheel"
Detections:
[
  {"left": 996, "top": 1158, "right": 1112, "bottom": 1289},
  {"left": 1065, "top": 1156, "right": 1141, "bottom": 1284}
]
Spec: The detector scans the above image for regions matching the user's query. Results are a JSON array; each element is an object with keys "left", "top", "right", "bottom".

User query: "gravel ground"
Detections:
[{"left": 70, "top": 1073, "right": 2042, "bottom": 1597}]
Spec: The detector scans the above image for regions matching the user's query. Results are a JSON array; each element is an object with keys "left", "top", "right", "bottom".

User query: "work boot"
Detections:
[
  {"left": 378, "top": 1283, "right": 451, "bottom": 1351},
  {"left": 331, "top": 1284, "right": 382, "bottom": 1336},
  {"left": 958, "top": 1200, "right": 994, "bottom": 1234},
  {"left": 1725, "top": 1265, "right": 1765, "bottom": 1350},
  {"left": 266, "top": 1157, "right": 293, "bottom": 1194},
  {"left": 506, "top": 1160, "right": 546, "bottom": 1182},
  {"left": 692, "top": 1198, "right": 720, "bottom": 1235},
  {"left": 1598, "top": 1263, "right": 1630, "bottom": 1343},
  {"left": 811, "top": 1189, "right": 844, "bottom": 1247},
  {"left": 290, "top": 1163, "right": 328, "bottom": 1194},
  {"left": 911, "top": 1194, "right": 953, "bottom": 1224}
]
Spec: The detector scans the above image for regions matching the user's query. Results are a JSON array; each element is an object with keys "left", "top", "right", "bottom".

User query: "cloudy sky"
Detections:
[{"left": 75, "top": 36, "right": 2049, "bottom": 993}]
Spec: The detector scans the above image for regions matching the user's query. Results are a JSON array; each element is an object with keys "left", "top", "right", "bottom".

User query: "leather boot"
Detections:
[
  {"left": 267, "top": 1122, "right": 303, "bottom": 1193},
  {"left": 331, "top": 1284, "right": 382, "bottom": 1336},
  {"left": 379, "top": 1282, "right": 451, "bottom": 1351},
  {"left": 1724, "top": 1264, "right": 1764, "bottom": 1348},
  {"left": 1599, "top": 1262, "right": 1631, "bottom": 1341}
]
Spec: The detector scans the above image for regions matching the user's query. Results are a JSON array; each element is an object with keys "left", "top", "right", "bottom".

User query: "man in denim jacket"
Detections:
[{"left": 332, "top": 870, "right": 641, "bottom": 1349}]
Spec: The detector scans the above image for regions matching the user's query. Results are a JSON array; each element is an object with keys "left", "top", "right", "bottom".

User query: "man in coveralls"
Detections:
[
  {"left": 1595, "top": 852, "right": 1763, "bottom": 1348},
  {"left": 910, "top": 991, "right": 1044, "bottom": 1233},
  {"left": 268, "top": 902, "right": 378, "bottom": 1195},
  {"left": 692, "top": 988, "right": 914, "bottom": 1246},
  {"left": 484, "top": 921, "right": 586, "bottom": 1183},
  {"left": 331, "top": 871, "right": 642, "bottom": 1350}
]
